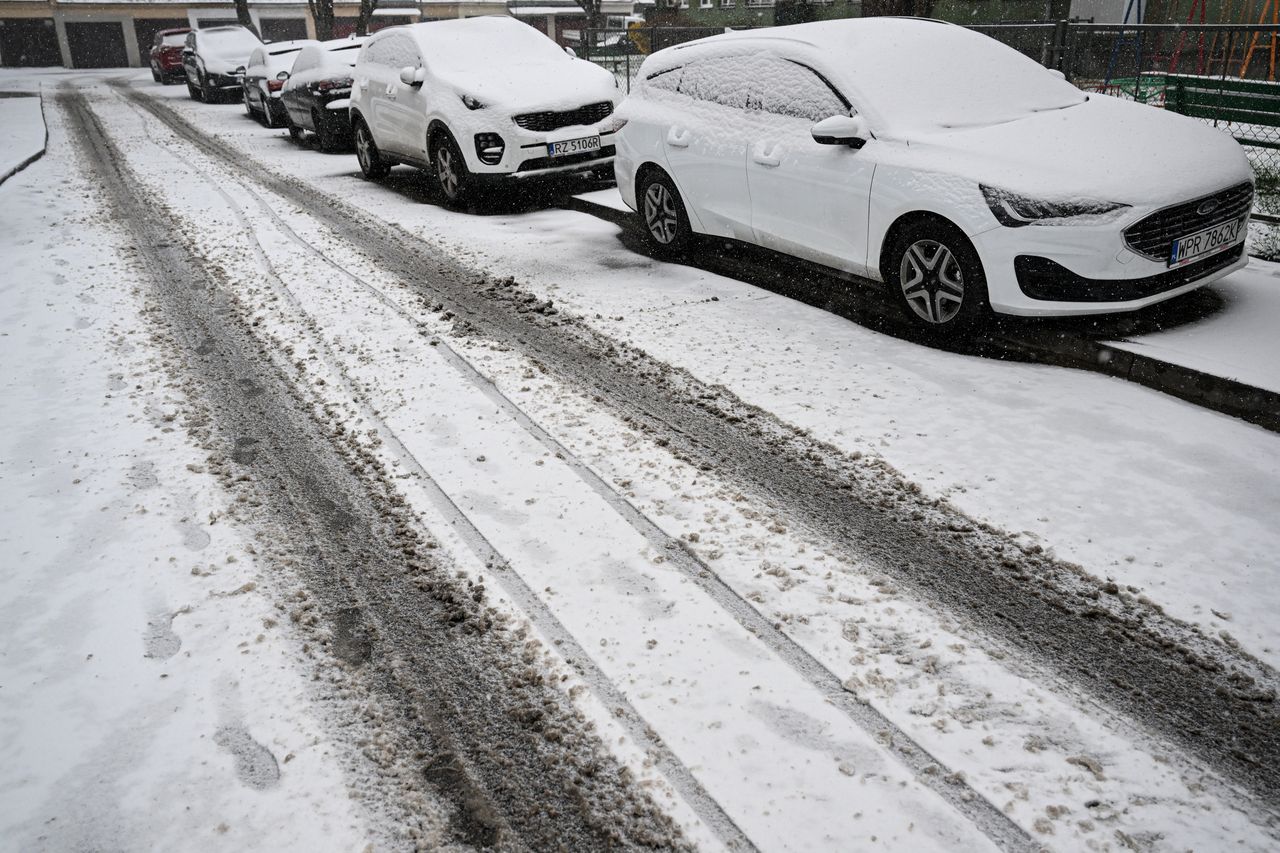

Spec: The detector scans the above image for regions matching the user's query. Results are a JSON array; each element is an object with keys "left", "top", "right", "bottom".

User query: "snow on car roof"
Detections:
[
  {"left": 652, "top": 18, "right": 1085, "bottom": 138},
  {"left": 399, "top": 15, "right": 567, "bottom": 70},
  {"left": 265, "top": 39, "right": 316, "bottom": 55}
]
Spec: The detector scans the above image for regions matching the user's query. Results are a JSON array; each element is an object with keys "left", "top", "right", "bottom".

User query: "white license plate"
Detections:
[
  {"left": 547, "top": 135, "right": 601, "bottom": 157},
  {"left": 1169, "top": 217, "right": 1246, "bottom": 267}
]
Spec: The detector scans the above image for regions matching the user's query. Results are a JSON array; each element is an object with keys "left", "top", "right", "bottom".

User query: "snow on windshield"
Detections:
[
  {"left": 836, "top": 24, "right": 1084, "bottom": 135},
  {"left": 203, "top": 28, "right": 259, "bottom": 56},
  {"left": 161, "top": 33, "right": 187, "bottom": 47},
  {"left": 423, "top": 20, "right": 568, "bottom": 72}
]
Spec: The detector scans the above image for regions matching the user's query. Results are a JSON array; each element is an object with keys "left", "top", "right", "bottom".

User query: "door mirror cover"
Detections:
[
  {"left": 811, "top": 115, "right": 870, "bottom": 149},
  {"left": 399, "top": 66, "right": 425, "bottom": 86}
]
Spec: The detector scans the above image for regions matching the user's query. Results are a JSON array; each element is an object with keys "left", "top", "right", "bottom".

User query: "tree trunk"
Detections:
[
  {"left": 356, "top": 0, "right": 380, "bottom": 36},
  {"left": 309, "top": 0, "right": 336, "bottom": 41},
  {"left": 234, "top": 0, "right": 261, "bottom": 38}
]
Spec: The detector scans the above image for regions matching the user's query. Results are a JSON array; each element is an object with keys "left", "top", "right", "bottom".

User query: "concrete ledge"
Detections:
[{"left": 0, "top": 93, "right": 49, "bottom": 187}]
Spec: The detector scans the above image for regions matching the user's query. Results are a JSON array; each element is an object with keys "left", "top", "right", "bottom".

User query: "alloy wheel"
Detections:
[
  {"left": 643, "top": 182, "right": 679, "bottom": 245},
  {"left": 355, "top": 127, "right": 373, "bottom": 172},
  {"left": 899, "top": 239, "right": 965, "bottom": 325},
  {"left": 436, "top": 145, "right": 459, "bottom": 199}
]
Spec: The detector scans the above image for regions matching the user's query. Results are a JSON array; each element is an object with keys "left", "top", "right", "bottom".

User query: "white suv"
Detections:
[
  {"left": 350, "top": 17, "right": 621, "bottom": 205},
  {"left": 614, "top": 19, "right": 1253, "bottom": 331}
]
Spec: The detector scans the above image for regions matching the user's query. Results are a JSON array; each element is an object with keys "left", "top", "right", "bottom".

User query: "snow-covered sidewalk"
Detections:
[
  {"left": 1109, "top": 258, "right": 1280, "bottom": 394},
  {"left": 0, "top": 84, "right": 402, "bottom": 853},
  {"left": 0, "top": 95, "right": 46, "bottom": 182}
]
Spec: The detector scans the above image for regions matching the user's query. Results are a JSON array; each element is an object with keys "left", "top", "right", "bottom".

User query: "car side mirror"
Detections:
[
  {"left": 811, "top": 115, "right": 870, "bottom": 149},
  {"left": 399, "top": 66, "right": 425, "bottom": 87}
]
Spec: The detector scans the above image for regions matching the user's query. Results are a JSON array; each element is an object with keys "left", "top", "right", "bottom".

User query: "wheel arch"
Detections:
[
  {"left": 632, "top": 160, "right": 707, "bottom": 236},
  {"left": 877, "top": 210, "right": 973, "bottom": 285}
]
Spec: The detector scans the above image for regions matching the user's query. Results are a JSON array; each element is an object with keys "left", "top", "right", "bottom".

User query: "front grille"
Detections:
[
  {"left": 513, "top": 101, "right": 613, "bottom": 132},
  {"left": 1123, "top": 182, "right": 1254, "bottom": 260}
]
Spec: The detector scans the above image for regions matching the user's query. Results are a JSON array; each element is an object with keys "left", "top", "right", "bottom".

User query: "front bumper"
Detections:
[
  {"left": 207, "top": 71, "right": 244, "bottom": 90},
  {"left": 461, "top": 122, "right": 618, "bottom": 181},
  {"left": 972, "top": 211, "right": 1247, "bottom": 317}
]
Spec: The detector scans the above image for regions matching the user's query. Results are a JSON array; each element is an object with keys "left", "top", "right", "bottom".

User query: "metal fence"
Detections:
[{"left": 581, "top": 21, "right": 1280, "bottom": 184}]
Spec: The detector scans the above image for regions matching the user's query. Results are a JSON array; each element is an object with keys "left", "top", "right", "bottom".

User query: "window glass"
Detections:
[
  {"left": 749, "top": 57, "right": 848, "bottom": 122},
  {"left": 678, "top": 55, "right": 753, "bottom": 109},
  {"left": 382, "top": 34, "right": 420, "bottom": 69},
  {"left": 645, "top": 66, "right": 682, "bottom": 94}
]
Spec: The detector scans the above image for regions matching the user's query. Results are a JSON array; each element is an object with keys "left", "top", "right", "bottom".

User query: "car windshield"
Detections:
[
  {"left": 426, "top": 23, "right": 567, "bottom": 72},
  {"left": 836, "top": 25, "right": 1086, "bottom": 134},
  {"left": 161, "top": 33, "right": 186, "bottom": 47},
  {"left": 202, "top": 29, "right": 259, "bottom": 55}
]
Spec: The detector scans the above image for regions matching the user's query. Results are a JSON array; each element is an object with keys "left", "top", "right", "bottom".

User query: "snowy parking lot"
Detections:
[{"left": 2, "top": 68, "right": 1279, "bottom": 852}]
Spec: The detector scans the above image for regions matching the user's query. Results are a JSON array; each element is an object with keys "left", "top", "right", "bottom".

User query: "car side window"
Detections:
[
  {"left": 185, "top": 32, "right": 196, "bottom": 51},
  {"left": 645, "top": 66, "right": 682, "bottom": 94},
  {"left": 382, "top": 35, "right": 420, "bottom": 70},
  {"left": 748, "top": 57, "right": 850, "bottom": 122},
  {"left": 677, "top": 55, "right": 753, "bottom": 109}
]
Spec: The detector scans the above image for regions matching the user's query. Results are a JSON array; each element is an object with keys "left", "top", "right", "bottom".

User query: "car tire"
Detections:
[
  {"left": 287, "top": 117, "right": 303, "bottom": 141},
  {"left": 264, "top": 97, "right": 282, "bottom": 129},
  {"left": 637, "top": 168, "right": 693, "bottom": 257},
  {"left": 243, "top": 87, "right": 256, "bottom": 118},
  {"left": 430, "top": 130, "right": 471, "bottom": 206},
  {"left": 353, "top": 119, "right": 389, "bottom": 180},
  {"left": 187, "top": 76, "right": 203, "bottom": 102},
  {"left": 885, "top": 217, "right": 989, "bottom": 333},
  {"left": 151, "top": 65, "right": 162, "bottom": 83}
]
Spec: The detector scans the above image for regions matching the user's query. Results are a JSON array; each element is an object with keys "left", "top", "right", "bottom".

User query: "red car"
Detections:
[{"left": 149, "top": 28, "right": 190, "bottom": 84}]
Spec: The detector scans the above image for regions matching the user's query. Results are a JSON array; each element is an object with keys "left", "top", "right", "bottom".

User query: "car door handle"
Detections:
[
  {"left": 666, "top": 127, "right": 691, "bottom": 148},
  {"left": 752, "top": 142, "right": 780, "bottom": 167}
]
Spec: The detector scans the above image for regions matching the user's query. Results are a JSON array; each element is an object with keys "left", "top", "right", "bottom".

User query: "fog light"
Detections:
[{"left": 474, "top": 133, "right": 504, "bottom": 166}]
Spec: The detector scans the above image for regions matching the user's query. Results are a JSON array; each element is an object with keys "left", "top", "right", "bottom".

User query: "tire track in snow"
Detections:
[
  {"left": 64, "top": 86, "right": 697, "bottom": 852},
  {"left": 106, "top": 82, "right": 1037, "bottom": 851},
  {"left": 118, "top": 81, "right": 1280, "bottom": 825},
  {"left": 101, "top": 84, "right": 753, "bottom": 852}
]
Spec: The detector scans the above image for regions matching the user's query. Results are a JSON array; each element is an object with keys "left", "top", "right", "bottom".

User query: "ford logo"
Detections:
[{"left": 1197, "top": 198, "right": 1221, "bottom": 215}]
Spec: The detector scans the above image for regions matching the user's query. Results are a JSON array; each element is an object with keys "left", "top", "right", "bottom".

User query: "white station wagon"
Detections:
[
  {"left": 350, "top": 17, "right": 621, "bottom": 205},
  {"left": 613, "top": 19, "right": 1254, "bottom": 331}
]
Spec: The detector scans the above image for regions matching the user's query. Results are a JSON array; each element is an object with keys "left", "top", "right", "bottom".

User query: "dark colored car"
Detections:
[
  {"left": 149, "top": 28, "right": 190, "bottom": 84},
  {"left": 183, "top": 25, "right": 262, "bottom": 103},
  {"left": 242, "top": 39, "right": 315, "bottom": 127},
  {"left": 280, "top": 38, "right": 367, "bottom": 151}
]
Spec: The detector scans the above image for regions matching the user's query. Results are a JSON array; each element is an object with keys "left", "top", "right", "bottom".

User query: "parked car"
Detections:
[
  {"left": 183, "top": 25, "right": 262, "bottom": 103},
  {"left": 614, "top": 18, "right": 1254, "bottom": 331},
  {"left": 350, "top": 16, "right": 620, "bottom": 205},
  {"left": 281, "top": 37, "right": 368, "bottom": 150},
  {"left": 243, "top": 39, "right": 317, "bottom": 127},
  {"left": 149, "top": 27, "right": 190, "bottom": 84}
]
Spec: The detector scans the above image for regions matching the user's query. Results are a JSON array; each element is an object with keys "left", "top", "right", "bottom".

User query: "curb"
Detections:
[
  {"left": 0, "top": 92, "right": 48, "bottom": 188},
  {"left": 986, "top": 331, "right": 1280, "bottom": 434}
]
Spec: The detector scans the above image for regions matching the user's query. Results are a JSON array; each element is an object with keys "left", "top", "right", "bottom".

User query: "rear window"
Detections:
[
  {"left": 162, "top": 33, "right": 187, "bottom": 47},
  {"left": 203, "top": 29, "right": 260, "bottom": 54}
]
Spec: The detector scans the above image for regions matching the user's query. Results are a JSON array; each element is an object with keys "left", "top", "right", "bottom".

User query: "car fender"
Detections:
[{"left": 867, "top": 163, "right": 994, "bottom": 282}]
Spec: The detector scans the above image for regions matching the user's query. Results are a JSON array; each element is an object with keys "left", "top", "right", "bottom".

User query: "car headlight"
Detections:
[
  {"left": 981, "top": 184, "right": 1129, "bottom": 227},
  {"left": 460, "top": 93, "right": 485, "bottom": 111}
]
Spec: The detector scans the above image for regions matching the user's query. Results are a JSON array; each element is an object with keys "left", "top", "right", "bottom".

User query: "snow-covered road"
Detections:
[{"left": 2, "top": 69, "right": 1278, "bottom": 852}]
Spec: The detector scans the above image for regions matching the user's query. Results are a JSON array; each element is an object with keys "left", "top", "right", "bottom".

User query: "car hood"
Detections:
[
  {"left": 880, "top": 94, "right": 1252, "bottom": 206},
  {"left": 437, "top": 60, "right": 616, "bottom": 114}
]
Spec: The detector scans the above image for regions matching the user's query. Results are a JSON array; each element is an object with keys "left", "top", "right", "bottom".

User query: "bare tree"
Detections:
[
  {"left": 309, "top": 0, "right": 336, "bottom": 40},
  {"left": 356, "top": 0, "right": 380, "bottom": 36},
  {"left": 234, "top": 0, "right": 261, "bottom": 38},
  {"left": 576, "top": 0, "right": 604, "bottom": 32}
]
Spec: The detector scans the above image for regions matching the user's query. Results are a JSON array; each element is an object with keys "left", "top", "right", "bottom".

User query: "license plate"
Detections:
[
  {"left": 1168, "top": 217, "right": 1246, "bottom": 267},
  {"left": 547, "top": 135, "right": 601, "bottom": 157}
]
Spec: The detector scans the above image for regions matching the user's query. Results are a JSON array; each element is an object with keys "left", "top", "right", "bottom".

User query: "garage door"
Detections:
[
  {"left": 134, "top": 18, "right": 188, "bottom": 57},
  {"left": 65, "top": 21, "right": 128, "bottom": 68},
  {"left": 260, "top": 18, "right": 308, "bottom": 42},
  {"left": 0, "top": 18, "right": 62, "bottom": 67}
]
